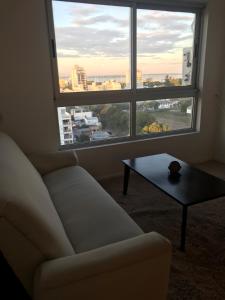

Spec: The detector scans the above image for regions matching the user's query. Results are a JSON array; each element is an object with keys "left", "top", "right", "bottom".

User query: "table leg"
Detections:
[
  {"left": 123, "top": 165, "right": 130, "bottom": 195},
  {"left": 180, "top": 206, "right": 188, "bottom": 252}
]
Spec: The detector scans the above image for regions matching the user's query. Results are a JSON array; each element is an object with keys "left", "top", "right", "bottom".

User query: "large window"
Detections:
[{"left": 47, "top": 0, "right": 202, "bottom": 147}]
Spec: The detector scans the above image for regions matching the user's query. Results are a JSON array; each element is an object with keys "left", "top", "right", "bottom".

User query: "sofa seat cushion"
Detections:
[{"left": 43, "top": 166, "right": 143, "bottom": 253}]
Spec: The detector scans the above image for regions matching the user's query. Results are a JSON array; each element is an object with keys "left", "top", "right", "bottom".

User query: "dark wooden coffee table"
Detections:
[{"left": 122, "top": 153, "right": 225, "bottom": 251}]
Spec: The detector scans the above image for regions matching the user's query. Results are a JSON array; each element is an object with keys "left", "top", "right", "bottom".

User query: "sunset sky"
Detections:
[{"left": 52, "top": 1, "right": 195, "bottom": 77}]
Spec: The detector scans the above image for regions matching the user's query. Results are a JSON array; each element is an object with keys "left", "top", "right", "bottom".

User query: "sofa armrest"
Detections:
[
  {"left": 34, "top": 232, "right": 172, "bottom": 300},
  {"left": 28, "top": 150, "right": 79, "bottom": 176}
]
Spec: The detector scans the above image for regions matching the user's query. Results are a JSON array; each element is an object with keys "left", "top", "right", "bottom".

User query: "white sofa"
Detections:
[{"left": 0, "top": 132, "right": 172, "bottom": 300}]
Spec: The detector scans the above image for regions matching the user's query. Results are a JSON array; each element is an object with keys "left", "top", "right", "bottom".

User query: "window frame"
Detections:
[{"left": 46, "top": 0, "right": 203, "bottom": 149}]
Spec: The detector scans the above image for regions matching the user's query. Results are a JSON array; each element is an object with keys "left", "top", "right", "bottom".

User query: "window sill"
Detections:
[{"left": 59, "top": 129, "right": 200, "bottom": 151}]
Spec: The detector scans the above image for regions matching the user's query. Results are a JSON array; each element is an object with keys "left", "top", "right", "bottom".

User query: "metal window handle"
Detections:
[{"left": 51, "top": 39, "right": 56, "bottom": 58}]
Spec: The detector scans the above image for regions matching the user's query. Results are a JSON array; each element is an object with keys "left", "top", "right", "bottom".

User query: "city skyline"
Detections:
[
  {"left": 58, "top": 57, "right": 190, "bottom": 92},
  {"left": 59, "top": 68, "right": 183, "bottom": 79}
]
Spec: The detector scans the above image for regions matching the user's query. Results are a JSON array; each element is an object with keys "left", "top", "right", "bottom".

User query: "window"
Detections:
[
  {"left": 137, "top": 10, "right": 196, "bottom": 88},
  {"left": 47, "top": 0, "right": 202, "bottom": 147},
  {"left": 58, "top": 103, "right": 130, "bottom": 145},
  {"left": 136, "top": 97, "right": 194, "bottom": 135},
  {"left": 52, "top": 2, "right": 131, "bottom": 92}
]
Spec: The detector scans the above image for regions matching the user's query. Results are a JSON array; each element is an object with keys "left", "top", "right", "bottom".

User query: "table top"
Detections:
[{"left": 122, "top": 153, "right": 225, "bottom": 206}]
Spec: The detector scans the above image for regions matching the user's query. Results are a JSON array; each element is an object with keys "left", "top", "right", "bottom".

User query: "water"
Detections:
[{"left": 87, "top": 74, "right": 182, "bottom": 83}]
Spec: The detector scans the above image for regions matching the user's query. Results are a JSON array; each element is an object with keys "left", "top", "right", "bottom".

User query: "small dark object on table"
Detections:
[{"left": 168, "top": 160, "right": 181, "bottom": 176}]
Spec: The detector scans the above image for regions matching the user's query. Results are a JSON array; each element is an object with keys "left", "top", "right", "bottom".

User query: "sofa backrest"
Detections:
[{"left": 0, "top": 132, "right": 74, "bottom": 294}]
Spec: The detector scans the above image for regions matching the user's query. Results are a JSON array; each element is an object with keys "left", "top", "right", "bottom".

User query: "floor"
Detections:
[{"left": 100, "top": 160, "right": 225, "bottom": 300}]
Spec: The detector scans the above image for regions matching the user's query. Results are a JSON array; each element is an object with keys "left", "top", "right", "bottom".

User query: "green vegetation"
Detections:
[
  {"left": 136, "top": 111, "right": 155, "bottom": 133},
  {"left": 143, "top": 121, "right": 169, "bottom": 133},
  {"left": 100, "top": 104, "right": 129, "bottom": 136},
  {"left": 144, "top": 75, "right": 182, "bottom": 88},
  {"left": 179, "top": 99, "right": 192, "bottom": 114},
  {"left": 72, "top": 96, "right": 192, "bottom": 142},
  {"left": 150, "top": 111, "right": 191, "bottom": 130},
  {"left": 136, "top": 110, "right": 191, "bottom": 135},
  {"left": 77, "top": 133, "right": 90, "bottom": 143}
]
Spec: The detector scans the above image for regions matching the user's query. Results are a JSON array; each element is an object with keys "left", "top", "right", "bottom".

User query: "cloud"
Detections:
[
  {"left": 136, "top": 11, "right": 194, "bottom": 55},
  {"left": 137, "top": 11, "right": 195, "bottom": 32},
  {"left": 137, "top": 30, "right": 193, "bottom": 54},
  {"left": 139, "top": 10, "right": 194, "bottom": 22},
  {"left": 55, "top": 26, "right": 129, "bottom": 57},
  {"left": 69, "top": 4, "right": 99, "bottom": 17},
  {"left": 74, "top": 15, "right": 129, "bottom": 27},
  {"left": 68, "top": 3, "right": 129, "bottom": 27},
  {"left": 56, "top": 51, "right": 80, "bottom": 58},
  {"left": 54, "top": 10, "right": 194, "bottom": 58}
]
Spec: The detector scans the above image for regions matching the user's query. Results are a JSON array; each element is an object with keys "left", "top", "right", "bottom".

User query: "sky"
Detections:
[{"left": 52, "top": 1, "right": 195, "bottom": 77}]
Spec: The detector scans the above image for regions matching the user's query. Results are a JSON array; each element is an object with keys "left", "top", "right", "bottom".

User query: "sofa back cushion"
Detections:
[{"left": 0, "top": 132, "right": 74, "bottom": 292}]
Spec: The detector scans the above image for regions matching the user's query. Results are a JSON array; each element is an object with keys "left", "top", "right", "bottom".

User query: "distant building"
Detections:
[
  {"left": 58, "top": 107, "right": 73, "bottom": 145},
  {"left": 158, "top": 101, "right": 172, "bottom": 110},
  {"left": 84, "top": 116, "right": 99, "bottom": 126},
  {"left": 87, "top": 81, "right": 102, "bottom": 91},
  {"left": 102, "top": 80, "right": 121, "bottom": 90},
  {"left": 157, "top": 99, "right": 178, "bottom": 110},
  {"left": 126, "top": 70, "right": 143, "bottom": 88},
  {"left": 90, "top": 131, "right": 111, "bottom": 141},
  {"left": 187, "top": 105, "right": 192, "bottom": 114},
  {"left": 71, "top": 65, "right": 87, "bottom": 91},
  {"left": 59, "top": 79, "right": 69, "bottom": 92},
  {"left": 137, "top": 70, "right": 143, "bottom": 88},
  {"left": 71, "top": 107, "right": 101, "bottom": 138},
  {"left": 71, "top": 108, "right": 93, "bottom": 120},
  {"left": 182, "top": 48, "right": 193, "bottom": 86},
  {"left": 125, "top": 71, "right": 131, "bottom": 88}
]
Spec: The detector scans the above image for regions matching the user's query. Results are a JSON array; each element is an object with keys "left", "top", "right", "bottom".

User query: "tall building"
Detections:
[
  {"left": 57, "top": 107, "right": 73, "bottom": 145},
  {"left": 125, "top": 71, "right": 131, "bottom": 88},
  {"left": 137, "top": 69, "right": 143, "bottom": 88},
  {"left": 182, "top": 48, "right": 193, "bottom": 86},
  {"left": 125, "top": 70, "right": 143, "bottom": 88},
  {"left": 71, "top": 65, "right": 87, "bottom": 91},
  {"left": 59, "top": 79, "right": 69, "bottom": 92}
]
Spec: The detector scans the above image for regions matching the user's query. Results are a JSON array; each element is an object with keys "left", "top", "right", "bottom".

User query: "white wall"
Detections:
[
  {"left": 1, "top": 0, "right": 225, "bottom": 179},
  {"left": 214, "top": 75, "right": 225, "bottom": 162},
  {"left": 0, "top": 1, "right": 59, "bottom": 152},
  {"left": 208, "top": 0, "right": 225, "bottom": 163}
]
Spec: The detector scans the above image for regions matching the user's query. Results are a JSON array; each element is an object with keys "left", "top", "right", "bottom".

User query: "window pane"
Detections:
[
  {"left": 137, "top": 10, "right": 196, "bottom": 88},
  {"left": 58, "top": 103, "right": 130, "bottom": 145},
  {"left": 52, "top": 1, "right": 131, "bottom": 93},
  {"left": 136, "top": 98, "right": 193, "bottom": 135}
]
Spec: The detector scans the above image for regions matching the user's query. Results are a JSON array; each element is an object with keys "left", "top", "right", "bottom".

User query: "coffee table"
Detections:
[{"left": 122, "top": 153, "right": 225, "bottom": 251}]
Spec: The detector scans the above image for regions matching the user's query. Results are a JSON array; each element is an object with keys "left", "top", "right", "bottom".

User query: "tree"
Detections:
[
  {"left": 101, "top": 105, "right": 129, "bottom": 136},
  {"left": 78, "top": 133, "right": 90, "bottom": 143},
  {"left": 143, "top": 121, "right": 169, "bottom": 133},
  {"left": 164, "top": 75, "right": 174, "bottom": 87},
  {"left": 179, "top": 99, "right": 192, "bottom": 114},
  {"left": 136, "top": 111, "right": 155, "bottom": 134},
  {"left": 144, "top": 80, "right": 162, "bottom": 88},
  {"left": 142, "top": 101, "right": 158, "bottom": 111},
  {"left": 153, "top": 101, "right": 160, "bottom": 111}
]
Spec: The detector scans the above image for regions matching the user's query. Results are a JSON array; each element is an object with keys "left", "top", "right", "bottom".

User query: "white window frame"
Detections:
[{"left": 46, "top": 0, "right": 204, "bottom": 148}]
